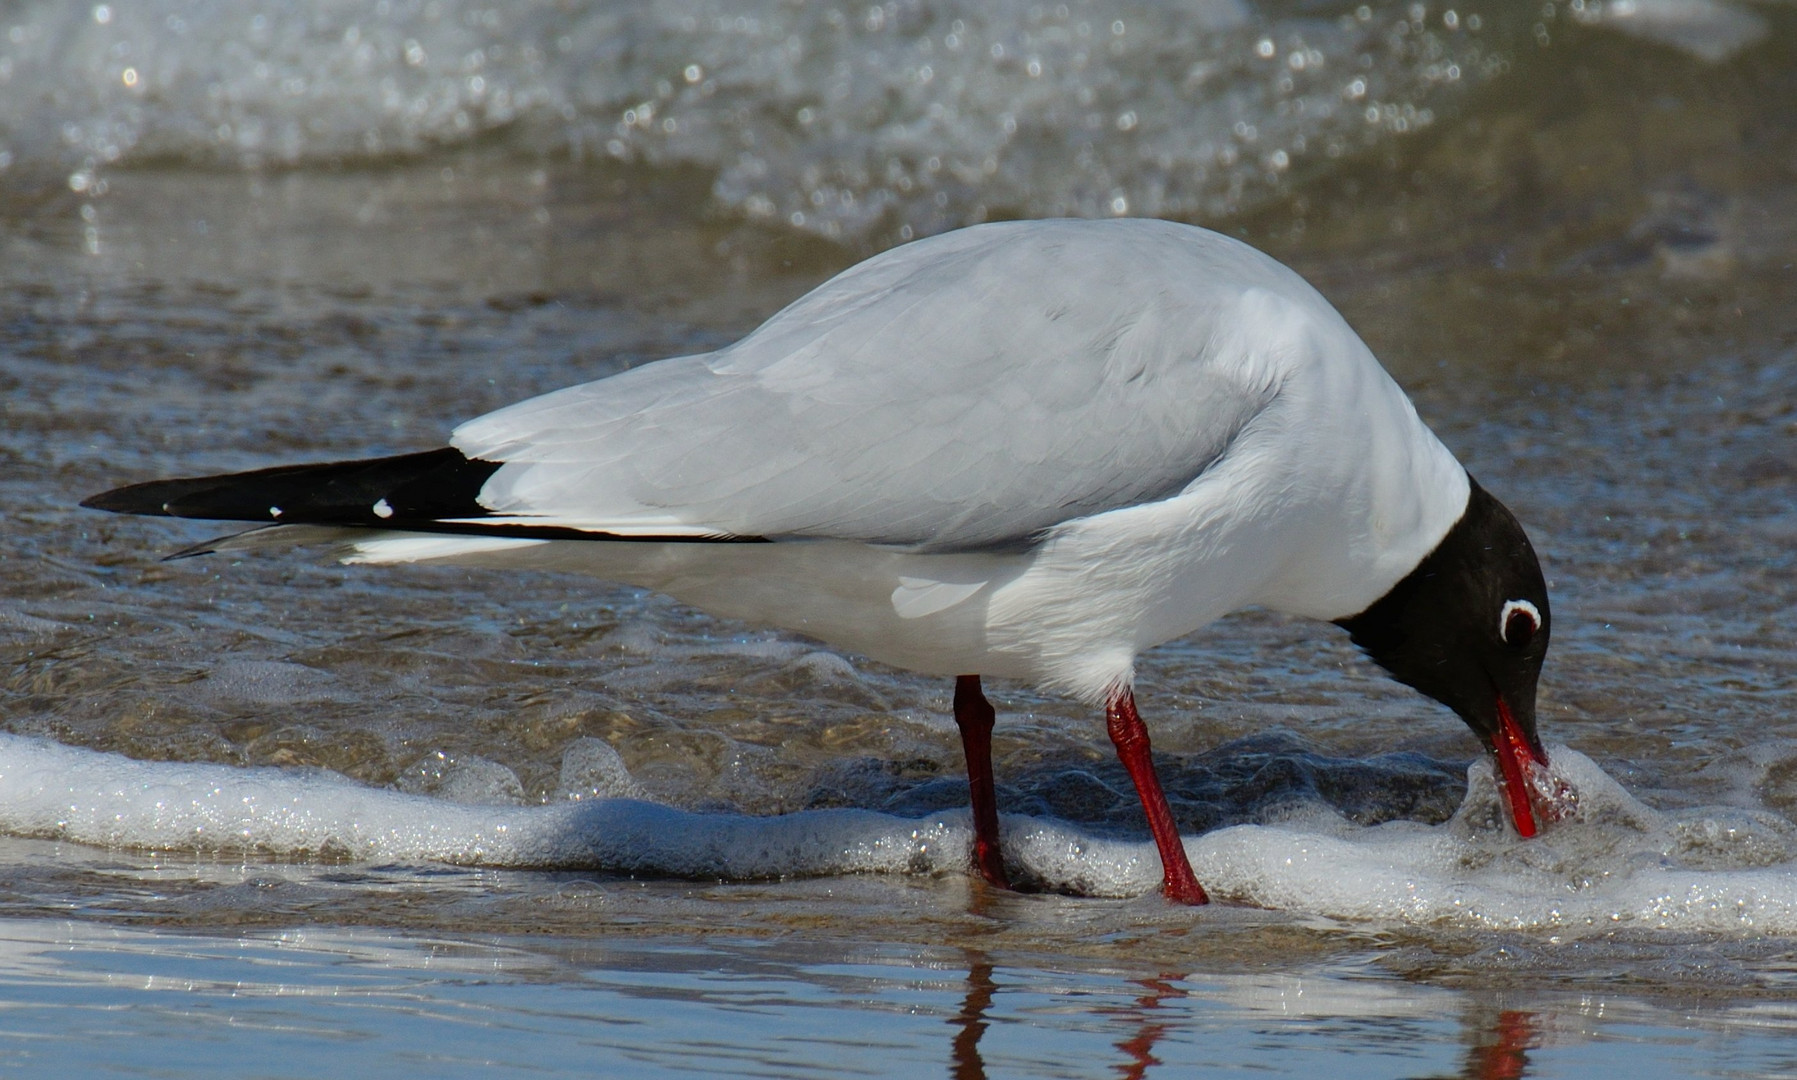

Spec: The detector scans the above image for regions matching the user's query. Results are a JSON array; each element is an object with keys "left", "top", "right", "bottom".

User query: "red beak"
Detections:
[{"left": 1492, "top": 696, "right": 1549, "bottom": 838}]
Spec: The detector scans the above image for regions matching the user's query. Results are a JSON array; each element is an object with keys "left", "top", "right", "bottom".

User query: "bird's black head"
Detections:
[{"left": 1335, "top": 477, "right": 1552, "bottom": 832}]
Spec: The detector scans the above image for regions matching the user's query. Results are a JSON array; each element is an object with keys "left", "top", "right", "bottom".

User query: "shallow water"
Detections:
[
  {"left": 8, "top": 913, "right": 1797, "bottom": 1080},
  {"left": 3, "top": 0, "right": 1797, "bottom": 1075}
]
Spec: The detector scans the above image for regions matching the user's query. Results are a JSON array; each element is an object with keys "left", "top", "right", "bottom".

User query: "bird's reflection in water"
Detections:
[
  {"left": 946, "top": 945, "right": 1186, "bottom": 1080},
  {"left": 948, "top": 954, "right": 999, "bottom": 1080},
  {"left": 1104, "top": 974, "right": 1185, "bottom": 1080},
  {"left": 1464, "top": 1009, "right": 1541, "bottom": 1080},
  {"left": 943, "top": 946, "right": 1544, "bottom": 1080}
]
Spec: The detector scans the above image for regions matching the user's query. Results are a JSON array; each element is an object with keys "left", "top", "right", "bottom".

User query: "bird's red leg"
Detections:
[
  {"left": 953, "top": 675, "right": 1011, "bottom": 890},
  {"left": 1106, "top": 689, "right": 1209, "bottom": 905}
]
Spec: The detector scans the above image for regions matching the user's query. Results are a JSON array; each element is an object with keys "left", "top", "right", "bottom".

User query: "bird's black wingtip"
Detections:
[
  {"left": 77, "top": 449, "right": 500, "bottom": 526},
  {"left": 80, "top": 480, "right": 178, "bottom": 516}
]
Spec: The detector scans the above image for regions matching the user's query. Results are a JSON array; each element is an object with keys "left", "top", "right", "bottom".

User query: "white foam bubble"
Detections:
[
  {"left": 558, "top": 737, "right": 649, "bottom": 801},
  {"left": 4, "top": 732, "right": 1795, "bottom": 933},
  {"left": 397, "top": 751, "right": 526, "bottom": 806},
  {"left": 190, "top": 660, "right": 345, "bottom": 706}
]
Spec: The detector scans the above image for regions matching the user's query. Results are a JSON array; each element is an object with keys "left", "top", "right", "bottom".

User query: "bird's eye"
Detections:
[{"left": 1500, "top": 598, "right": 1541, "bottom": 647}]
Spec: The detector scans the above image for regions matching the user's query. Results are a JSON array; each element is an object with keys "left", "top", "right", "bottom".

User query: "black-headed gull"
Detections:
[{"left": 84, "top": 218, "right": 1559, "bottom": 905}]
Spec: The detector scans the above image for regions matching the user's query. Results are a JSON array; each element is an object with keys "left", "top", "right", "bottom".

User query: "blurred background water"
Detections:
[{"left": 1, "top": 0, "right": 1795, "bottom": 1075}]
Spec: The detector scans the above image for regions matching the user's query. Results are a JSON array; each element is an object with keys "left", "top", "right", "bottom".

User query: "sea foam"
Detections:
[
  {"left": 9, "top": 0, "right": 1762, "bottom": 244},
  {"left": 4, "top": 732, "right": 1796, "bottom": 934}
]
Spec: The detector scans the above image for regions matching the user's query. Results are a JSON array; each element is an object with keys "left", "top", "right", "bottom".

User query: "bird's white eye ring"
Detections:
[{"left": 1500, "top": 599, "right": 1541, "bottom": 645}]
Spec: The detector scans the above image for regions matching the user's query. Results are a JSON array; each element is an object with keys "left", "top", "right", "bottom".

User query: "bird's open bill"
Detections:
[{"left": 1492, "top": 697, "right": 1574, "bottom": 838}]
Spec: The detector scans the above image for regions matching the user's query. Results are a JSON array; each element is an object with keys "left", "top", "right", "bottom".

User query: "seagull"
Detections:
[{"left": 82, "top": 218, "right": 1558, "bottom": 905}]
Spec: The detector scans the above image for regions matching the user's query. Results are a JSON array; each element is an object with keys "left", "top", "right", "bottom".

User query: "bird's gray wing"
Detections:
[{"left": 453, "top": 219, "right": 1303, "bottom": 551}]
